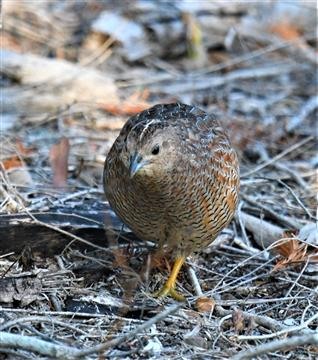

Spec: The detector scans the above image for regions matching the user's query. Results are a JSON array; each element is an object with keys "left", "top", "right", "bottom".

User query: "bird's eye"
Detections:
[{"left": 151, "top": 145, "right": 160, "bottom": 155}]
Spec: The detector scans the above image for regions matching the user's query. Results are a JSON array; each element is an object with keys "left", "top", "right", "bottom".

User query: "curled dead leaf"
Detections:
[
  {"left": 195, "top": 297, "right": 215, "bottom": 313},
  {"left": 272, "top": 232, "right": 318, "bottom": 271}
]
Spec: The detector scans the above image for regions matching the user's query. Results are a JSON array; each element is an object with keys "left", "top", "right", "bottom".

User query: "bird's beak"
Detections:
[{"left": 129, "top": 153, "right": 147, "bottom": 178}]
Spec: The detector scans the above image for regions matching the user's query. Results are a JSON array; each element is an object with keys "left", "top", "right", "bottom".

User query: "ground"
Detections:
[{"left": 0, "top": 1, "right": 317, "bottom": 359}]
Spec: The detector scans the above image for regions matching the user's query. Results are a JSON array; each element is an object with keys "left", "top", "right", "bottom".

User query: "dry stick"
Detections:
[
  {"left": 197, "top": 39, "right": 301, "bottom": 75},
  {"left": 1, "top": 307, "right": 144, "bottom": 323},
  {"left": 253, "top": 142, "right": 311, "bottom": 192},
  {"left": 284, "top": 258, "right": 310, "bottom": 298},
  {"left": 237, "top": 312, "right": 318, "bottom": 341},
  {"left": 0, "top": 316, "right": 88, "bottom": 336},
  {"left": 276, "top": 179, "right": 315, "bottom": 220},
  {"left": 0, "top": 165, "right": 115, "bottom": 253},
  {"left": 232, "top": 333, "right": 318, "bottom": 360},
  {"left": 215, "top": 296, "right": 306, "bottom": 307},
  {"left": 72, "top": 303, "right": 183, "bottom": 358},
  {"left": 273, "top": 162, "right": 310, "bottom": 191},
  {"left": 215, "top": 306, "right": 283, "bottom": 333},
  {"left": 0, "top": 331, "right": 79, "bottom": 360},
  {"left": 242, "top": 136, "right": 314, "bottom": 177},
  {"left": 187, "top": 265, "right": 203, "bottom": 297},
  {"left": 242, "top": 194, "right": 303, "bottom": 229},
  {"left": 287, "top": 95, "right": 318, "bottom": 132},
  {"left": 238, "top": 211, "right": 283, "bottom": 249},
  {"left": 0, "top": 304, "right": 182, "bottom": 359},
  {"left": 152, "top": 62, "right": 301, "bottom": 94}
]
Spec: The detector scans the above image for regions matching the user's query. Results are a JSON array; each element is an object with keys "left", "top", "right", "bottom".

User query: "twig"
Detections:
[
  {"left": 242, "top": 194, "right": 303, "bottom": 229},
  {"left": 232, "top": 333, "right": 318, "bottom": 360},
  {"left": 209, "top": 247, "right": 276, "bottom": 296},
  {"left": 0, "top": 307, "right": 144, "bottom": 323},
  {"left": 287, "top": 95, "right": 318, "bottom": 132},
  {"left": 0, "top": 316, "right": 88, "bottom": 336},
  {"left": 187, "top": 265, "right": 203, "bottom": 296},
  {"left": 237, "top": 211, "right": 283, "bottom": 249},
  {"left": 215, "top": 296, "right": 306, "bottom": 307},
  {"left": 242, "top": 136, "right": 314, "bottom": 177},
  {"left": 284, "top": 258, "right": 310, "bottom": 298},
  {"left": 72, "top": 303, "right": 183, "bottom": 358},
  {"left": 0, "top": 304, "right": 182, "bottom": 358},
  {"left": 0, "top": 331, "right": 79, "bottom": 360},
  {"left": 215, "top": 306, "right": 283, "bottom": 333},
  {"left": 276, "top": 179, "right": 316, "bottom": 220},
  {"left": 151, "top": 62, "right": 302, "bottom": 94},
  {"left": 273, "top": 162, "right": 310, "bottom": 191},
  {"left": 237, "top": 312, "right": 318, "bottom": 340}
]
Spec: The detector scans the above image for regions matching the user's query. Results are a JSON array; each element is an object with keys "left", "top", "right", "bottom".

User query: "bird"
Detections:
[{"left": 103, "top": 103, "right": 239, "bottom": 300}]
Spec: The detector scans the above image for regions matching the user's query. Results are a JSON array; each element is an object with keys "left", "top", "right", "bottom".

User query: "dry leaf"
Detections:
[
  {"left": 2, "top": 156, "right": 23, "bottom": 170},
  {"left": 101, "top": 90, "right": 151, "bottom": 116},
  {"left": 95, "top": 117, "right": 126, "bottom": 130},
  {"left": 195, "top": 297, "right": 215, "bottom": 313},
  {"left": 49, "top": 137, "right": 70, "bottom": 188},
  {"left": 270, "top": 21, "right": 301, "bottom": 41},
  {"left": 112, "top": 248, "right": 129, "bottom": 268},
  {"left": 2, "top": 140, "right": 35, "bottom": 171},
  {"left": 102, "top": 101, "right": 151, "bottom": 116},
  {"left": 273, "top": 233, "right": 318, "bottom": 271},
  {"left": 16, "top": 140, "right": 36, "bottom": 156},
  {"left": 232, "top": 308, "right": 245, "bottom": 333}
]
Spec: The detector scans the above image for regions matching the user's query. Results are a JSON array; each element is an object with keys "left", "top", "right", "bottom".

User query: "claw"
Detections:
[
  {"left": 153, "top": 256, "right": 186, "bottom": 301},
  {"left": 154, "top": 285, "right": 186, "bottom": 301}
]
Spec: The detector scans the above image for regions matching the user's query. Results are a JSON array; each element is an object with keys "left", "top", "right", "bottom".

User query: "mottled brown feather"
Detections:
[{"left": 103, "top": 103, "right": 239, "bottom": 256}]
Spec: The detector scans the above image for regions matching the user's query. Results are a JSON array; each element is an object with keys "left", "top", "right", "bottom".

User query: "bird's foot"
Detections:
[
  {"left": 154, "top": 285, "right": 186, "bottom": 302},
  {"left": 153, "top": 256, "right": 186, "bottom": 301}
]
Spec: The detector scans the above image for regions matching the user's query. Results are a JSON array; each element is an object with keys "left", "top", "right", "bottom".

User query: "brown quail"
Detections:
[{"left": 103, "top": 103, "right": 239, "bottom": 300}]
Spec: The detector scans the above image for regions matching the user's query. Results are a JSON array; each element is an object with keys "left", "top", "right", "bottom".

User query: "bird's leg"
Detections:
[{"left": 154, "top": 256, "right": 186, "bottom": 301}]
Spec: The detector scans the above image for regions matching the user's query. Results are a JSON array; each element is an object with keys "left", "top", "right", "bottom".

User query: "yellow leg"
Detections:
[{"left": 154, "top": 256, "right": 186, "bottom": 301}]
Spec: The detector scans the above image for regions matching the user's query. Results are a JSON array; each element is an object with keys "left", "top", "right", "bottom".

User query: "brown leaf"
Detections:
[
  {"left": 101, "top": 90, "right": 151, "bottom": 116},
  {"left": 95, "top": 117, "right": 126, "bottom": 130},
  {"left": 232, "top": 308, "right": 245, "bottom": 333},
  {"left": 273, "top": 233, "right": 318, "bottom": 271},
  {"left": 2, "top": 156, "right": 23, "bottom": 170},
  {"left": 16, "top": 140, "right": 36, "bottom": 156},
  {"left": 269, "top": 21, "right": 301, "bottom": 41},
  {"left": 102, "top": 101, "right": 151, "bottom": 116},
  {"left": 195, "top": 297, "right": 215, "bottom": 313},
  {"left": 49, "top": 137, "right": 70, "bottom": 188}
]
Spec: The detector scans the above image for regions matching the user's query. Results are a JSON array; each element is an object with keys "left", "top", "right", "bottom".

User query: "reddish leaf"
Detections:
[
  {"left": 2, "top": 156, "right": 23, "bottom": 170},
  {"left": 101, "top": 90, "right": 151, "bottom": 116},
  {"left": 270, "top": 21, "right": 301, "bottom": 41},
  {"left": 273, "top": 233, "right": 318, "bottom": 271},
  {"left": 49, "top": 137, "right": 70, "bottom": 188}
]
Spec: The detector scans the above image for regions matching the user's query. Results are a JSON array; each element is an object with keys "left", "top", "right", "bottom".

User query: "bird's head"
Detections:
[{"left": 123, "top": 123, "right": 179, "bottom": 179}]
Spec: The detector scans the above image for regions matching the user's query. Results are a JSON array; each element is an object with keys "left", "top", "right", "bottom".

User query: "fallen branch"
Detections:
[
  {"left": 242, "top": 136, "right": 314, "bottom": 177},
  {"left": 237, "top": 212, "right": 283, "bottom": 249},
  {"left": 151, "top": 63, "right": 304, "bottom": 94},
  {"left": 0, "top": 331, "right": 79, "bottom": 359},
  {"left": 2, "top": 49, "right": 119, "bottom": 115},
  {"left": 287, "top": 95, "right": 318, "bottom": 132},
  {"left": 232, "top": 333, "right": 318, "bottom": 360},
  {"left": 0, "top": 303, "right": 182, "bottom": 359},
  {"left": 73, "top": 303, "right": 182, "bottom": 358}
]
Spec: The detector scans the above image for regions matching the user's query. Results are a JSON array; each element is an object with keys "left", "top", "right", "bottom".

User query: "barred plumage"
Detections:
[{"left": 103, "top": 103, "right": 239, "bottom": 299}]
